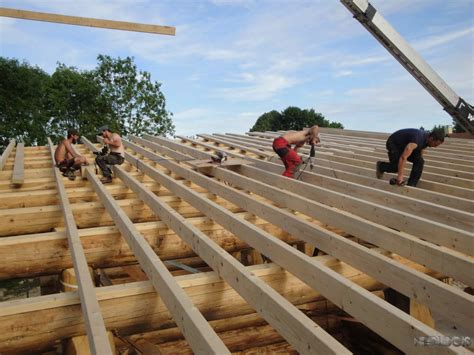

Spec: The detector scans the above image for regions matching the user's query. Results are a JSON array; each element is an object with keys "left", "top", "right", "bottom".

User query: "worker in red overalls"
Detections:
[{"left": 272, "top": 126, "right": 320, "bottom": 178}]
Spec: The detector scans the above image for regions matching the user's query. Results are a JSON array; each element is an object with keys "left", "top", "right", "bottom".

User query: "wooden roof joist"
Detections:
[
  {"left": 46, "top": 138, "right": 112, "bottom": 354},
  {"left": 83, "top": 137, "right": 350, "bottom": 354},
  {"left": 105, "top": 137, "right": 470, "bottom": 354},
  {"left": 11, "top": 142, "right": 24, "bottom": 185},
  {"left": 179, "top": 134, "right": 474, "bottom": 212},
  {"left": 136, "top": 135, "right": 473, "bottom": 255},
  {"left": 0, "top": 139, "right": 15, "bottom": 171},
  {"left": 198, "top": 133, "right": 474, "bottom": 196},
  {"left": 0, "top": 255, "right": 384, "bottom": 353},
  {"left": 120, "top": 137, "right": 472, "bottom": 329}
]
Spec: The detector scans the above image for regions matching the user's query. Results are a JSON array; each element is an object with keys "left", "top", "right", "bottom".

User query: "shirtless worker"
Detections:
[
  {"left": 96, "top": 126, "right": 125, "bottom": 184},
  {"left": 54, "top": 129, "right": 87, "bottom": 180},
  {"left": 272, "top": 126, "right": 320, "bottom": 178}
]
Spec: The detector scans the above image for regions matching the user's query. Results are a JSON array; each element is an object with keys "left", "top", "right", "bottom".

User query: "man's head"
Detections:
[
  {"left": 99, "top": 125, "right": 111, "bottom": 138},
  {"left": 67, "top": 129, "right": 79, "bottom": 144},
  {"left": 427, "top": 129, "right": 445, "bottom": 147}
]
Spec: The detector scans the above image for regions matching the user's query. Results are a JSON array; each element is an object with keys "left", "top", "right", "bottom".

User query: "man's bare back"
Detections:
[{"left": 281, "top": 126, "right": 320, "bottom": 146}]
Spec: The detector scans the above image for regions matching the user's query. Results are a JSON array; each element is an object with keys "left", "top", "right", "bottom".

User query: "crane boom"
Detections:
[{"left": 341, "top": 0, "right": 474, "bottom": 134}]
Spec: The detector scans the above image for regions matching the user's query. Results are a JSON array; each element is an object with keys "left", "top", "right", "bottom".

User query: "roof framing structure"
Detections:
[{"left": 0, "top": 128, "right": 472, "bottom": 354}]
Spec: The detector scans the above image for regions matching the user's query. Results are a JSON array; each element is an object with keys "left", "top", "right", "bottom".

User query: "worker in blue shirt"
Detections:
[{"left": 376, "top": 128, "right": 445, "bottom": 187}]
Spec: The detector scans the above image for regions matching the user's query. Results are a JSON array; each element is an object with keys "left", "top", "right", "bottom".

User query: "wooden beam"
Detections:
[
  {"left": 140, "top": 135, "right": 474, "bottom": 255},
  {"left": 107, "top": 153, "right": 349, "bottom": 354},
  {"left": 0, "top": 139, "right": 15, "bottom": 171},
  {"left": 47, "top": 139, "right": 113, "bottom": 355},
  {"left": 122, "top": 139, "right": 466, "bottom": 354},
  {"left": 0, "top": 7, "right": 176, "bottom": 35},
  {"left": 180, "top": 134, "right": 474, "bottom": 212},
  {"left": 0, "top": 213, "right": 294, "bottom": 280},
  {"left": 80, "top": 149, "right": 229, "bottom": 354},
  {"left": 0, "top": 255, "right": 385, "bottom": 353},
  {"left": 11, "top": 142, "right": 24, "bottom": 185},
  {"left": 124, "top": 139, "right": 473, "bottom": 329}
]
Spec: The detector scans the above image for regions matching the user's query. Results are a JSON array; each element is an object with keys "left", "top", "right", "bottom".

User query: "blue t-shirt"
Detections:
[{"left": 388, "top": 129, "right": 428, "bottom": 152}]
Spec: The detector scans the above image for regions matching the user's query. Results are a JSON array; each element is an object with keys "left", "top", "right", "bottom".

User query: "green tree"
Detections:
[
  {"left": 250, "top": 106, "right": 343, "bottom": 132},
  {"left": 46, "top": 64, "right": 115, "bottom": 143},
  {"left": 94, "top": 55, "right": 174, "bottom": 136},
  {"left": 0, "top": 58, "right": 50, "bottom": 148},
  {"left": 249, "top": 110, "right": 281, "bottom": 132}
]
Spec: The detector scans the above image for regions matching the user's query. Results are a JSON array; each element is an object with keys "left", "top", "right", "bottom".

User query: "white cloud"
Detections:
[
  {"left": 412, "top": 27, "right": 474, "bottom": 51},
  {"left": 334, "top": 70, "right": 353, "bottom": 77}
]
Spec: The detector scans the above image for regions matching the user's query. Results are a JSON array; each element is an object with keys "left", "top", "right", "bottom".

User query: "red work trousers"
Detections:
[{"left": 272, "top": 137, "right": 302, "bottom": 178}]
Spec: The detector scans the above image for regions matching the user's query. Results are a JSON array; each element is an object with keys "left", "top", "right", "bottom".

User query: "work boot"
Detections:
[
  {"left": 100, "top": 176, "right": 113, "bottom": 184},
  {"left": 63, "top": 169, "right": 76, "bottom": 181},
  {"left": 375, "top": 161, "right": 384, "bottom": 179}
]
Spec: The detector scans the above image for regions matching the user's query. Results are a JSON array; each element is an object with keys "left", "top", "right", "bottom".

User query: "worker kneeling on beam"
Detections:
[
  {"left": 54, "top": 128, "right": 87, "bottom": 181},
  {"left": 376, "top": 128, "right": 445, "bottom": 187},
  {"left": 272, "top": 125, "right": 320, "bottom": 178},
  {"left": 96, "top": 126, "right": 125, "bottom": 184}
]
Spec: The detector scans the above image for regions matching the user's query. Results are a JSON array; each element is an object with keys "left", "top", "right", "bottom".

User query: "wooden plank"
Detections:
[
  {"left": 0, "top": 255, "right": 387, "bottom": 353},
  {"left": 108, "top": 154, "right": 349, "bottom": 354},
  {"left": 140, "top": 135, "right": 474, "bottom": 255},
  {"left": 0, "top": 139, "right": 15, "bottom": 171},
  {"left": 47, "top": 139, "right": 113, "bottom": 355},
  {"left": 122, "top": 138, "right": 468, "bottom": 354},
  {"left": 198, "top": 133, "right": 474, "bottom": 196},
  {"left": 123, "top": 139, "right": 473, "bottom": 329},
  {"left": 81, "top": 142, "right": 229, "bottom": 354},
  {"left": 178, "top": 134, "right": 474, "bottom": 212},
  {"left": 11, "top": 142, "right": 24, "bottom": 185},
  {"left": 0, "top": 7, "right": 175, "bottom": 35}
]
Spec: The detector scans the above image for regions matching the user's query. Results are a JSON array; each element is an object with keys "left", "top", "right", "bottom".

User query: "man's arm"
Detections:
[{"left": 397, "top": 143, "right": 417, "bottom": 183}]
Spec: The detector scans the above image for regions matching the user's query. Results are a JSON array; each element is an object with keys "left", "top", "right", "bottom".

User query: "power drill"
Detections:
[{"left": 309, "top": 144, "right": 315, "bottom": 170}]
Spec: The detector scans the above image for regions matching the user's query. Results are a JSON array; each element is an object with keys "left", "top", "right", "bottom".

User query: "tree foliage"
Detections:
[
  {"left": 0, "top": 55, "right": 174, "bottom": 150},
  {"left": 249, "top": 106, "right": 344, "bottom": 132},
  {"left": 94, "top": 55, "right": 174, "bottom": 136}
]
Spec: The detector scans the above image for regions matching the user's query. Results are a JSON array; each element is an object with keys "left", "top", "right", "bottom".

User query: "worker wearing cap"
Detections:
[
  {"left": 272, "top": 126, "right": 320, "bottom": 178},
  {"left": 376, "top": 128, "right": 445, "bottom": 187},
  {"left": 95, "top": 126, "right": 125, "bottom": 184}
]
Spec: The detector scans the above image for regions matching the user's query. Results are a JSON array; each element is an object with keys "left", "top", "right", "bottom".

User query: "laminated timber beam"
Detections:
[
  {"left": 82, "top": 164, "right": 229, "bottom": 353},
  {"left": 0, "top": 139, "right": 15, "bottom": 170},
  {"left": 0, "top": 213, "right": 294, "bottom": 280},
  {"left": 46, "top": 139, "right": 112, "bottom": 355},
  {"left": 11, "top": 142, "right": 24, "bottom": 185},
  {"left": 0, "top": 255, "right": 386, "bottom": 353},
  {"left": 213, "top": 133, "right": 474, "bottom": 220},
  {"left": 219, "top": 133, "right": 474, "bottom": 180},
  {"left": 144, "top": 136, "right": 474, "bottom": 279},
  {"left": 184, "top": 134, "right": 473, "bottom": 211},
  {"left": 122, "top": 138, "right": 467, "bottom": 354},
  {"left": 139, "top": 135, "right": 474, "bottom": 255},
  {"left": 198, "top": 133, "right": 474, "bottom": 197},
  {"left": 87, "top": 137, "right": 349, "bottom": 354},
  {"left": 0, "top": 7, "right": 176, "bottom": 35},
  {"left": 124, "top": 138, "right": 473, "bottom": 331},
  {"left": 105, "top": 161, "right": 349, "bottom": 353}
]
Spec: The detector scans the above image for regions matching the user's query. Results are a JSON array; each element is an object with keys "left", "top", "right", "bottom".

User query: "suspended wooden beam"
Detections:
[
  {"left": 46, "top": 138, "right": 113, "bottom": 355},
  {"left": 11, "top": 142, "right": 24, "bottom": 185},
  {"left": 122, "top": 138, "right": 464, "bottom": 354},
  {"left": 0, "top": 139, "right": 15, "bottom": 171},
  {"left": 0, "top": 7, "right": 176, "bottom": 35},
  {"left": 80, "top": 151, "right": 228, "bottom": 354}
]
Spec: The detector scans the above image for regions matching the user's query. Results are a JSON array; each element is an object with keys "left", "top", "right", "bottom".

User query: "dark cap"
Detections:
[{"left": 98, "top": 125, "right": 110, "bottom": 135}]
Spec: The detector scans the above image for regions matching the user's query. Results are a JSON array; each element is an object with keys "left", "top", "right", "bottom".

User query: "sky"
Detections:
[{"left": 0, "top": 0, "right": 473, "bottom": 136}]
